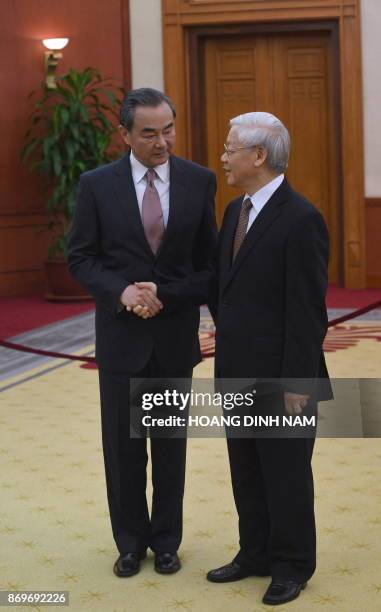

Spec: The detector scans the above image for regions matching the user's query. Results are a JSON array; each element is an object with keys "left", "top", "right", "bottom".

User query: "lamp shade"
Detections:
[{"left": 42, "top": 38, "right": 69, "bottom": 51}]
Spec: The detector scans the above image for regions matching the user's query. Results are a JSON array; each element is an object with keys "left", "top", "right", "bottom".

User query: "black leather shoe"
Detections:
[
  {"left": 207, "top": 561, "right": 270, "bottom": 583},
  {"left": 113, "top": 551, "right": 146, "bottom": 577},
  {"left": 262, "top": 579, "right": 307, "bottom": 605},
  {"left": 154, "top": 552, "right": 181, "bottom": 574}
]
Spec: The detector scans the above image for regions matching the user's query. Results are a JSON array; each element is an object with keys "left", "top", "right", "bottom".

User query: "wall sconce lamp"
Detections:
[{"left": 42, "top": 38, "right": 69, "bottom": 89}]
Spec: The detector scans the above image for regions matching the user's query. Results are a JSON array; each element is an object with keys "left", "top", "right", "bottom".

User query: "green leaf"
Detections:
[
  {"left": 104, "top": 90, "right": 117, "bottom": 105},
  {"left": 52, "top": 149, "right": 62, "bottom": 176},
  {"left": 21, "top": 138, "right": 39, "bottom": 161},
  {"left": 64, "top": 140, "right": 75, "bottom": 164},
  {"left": 55, "top": 83, "right": 71, "bottom": 100},
  {"left": 61, "top": 106, "right": 70, "bottom": 125},
  {"left": 69, "top": 124, "right": 80, "bottom": 141},
  {"left": 80, "top": 106, "right": 89, "bottom": 121},
  {"left": 42, "top": 137, "right": 52, "bottom": 160}
]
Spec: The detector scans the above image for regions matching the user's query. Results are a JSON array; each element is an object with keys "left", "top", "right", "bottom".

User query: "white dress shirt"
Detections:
[
  {"left": 130, "top": 151, "right": 170, "bottom": 228},
  {"left": 245, "top": 174, "right": 285, "bottom": 232}
]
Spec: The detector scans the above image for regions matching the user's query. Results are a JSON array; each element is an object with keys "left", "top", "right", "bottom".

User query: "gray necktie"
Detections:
[
  {"left": 142, "top": 168, "right": 165, "bottom": 254},
  {"left": 232, "top": 198, "right": 252, "bottom": 261}
]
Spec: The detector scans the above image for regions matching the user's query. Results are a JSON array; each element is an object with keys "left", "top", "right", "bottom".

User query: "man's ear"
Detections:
[
  {"left": 119, "top": 125, "right": 131, "bottom": 147},
  {"left": 254, "top": 146, "right": 268, "bottom": 167}
]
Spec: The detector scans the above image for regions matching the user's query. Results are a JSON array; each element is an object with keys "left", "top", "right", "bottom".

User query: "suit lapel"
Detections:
[
  {"left": 221, "top": 180, "right": 290, "bottom": 295},
  {"left": 112, "top": 153, "right": 154, "bottom": 258},
  {"left": 220, "top": 199, "right": 241, "bottom": 289}
]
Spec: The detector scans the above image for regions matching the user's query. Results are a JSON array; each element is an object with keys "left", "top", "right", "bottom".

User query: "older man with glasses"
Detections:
[{"left": 207, "top": 112, "right": 332, "bottom": 606}]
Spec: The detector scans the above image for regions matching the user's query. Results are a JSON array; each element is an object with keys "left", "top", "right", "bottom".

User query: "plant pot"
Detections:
[{"left": 44, "top": 259, "right": 92, "bottom": 301}]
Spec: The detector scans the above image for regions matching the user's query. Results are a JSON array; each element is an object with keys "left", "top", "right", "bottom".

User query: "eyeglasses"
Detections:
[{"left": 223, "top": 143, "right": 255, "bottom": 157}]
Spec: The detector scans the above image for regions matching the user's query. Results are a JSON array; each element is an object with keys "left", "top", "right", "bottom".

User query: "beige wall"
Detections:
[
  {"left": 129, "top": 0, "right": 164, "bottom": 90},
  {"left": 361, "top": 0, "right": 381, "bottom": 196},
  {"left": 129, "top": 1, "right": 380, "bottom": 196}
]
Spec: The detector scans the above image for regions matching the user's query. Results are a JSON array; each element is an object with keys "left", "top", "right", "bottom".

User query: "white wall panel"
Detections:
[
  {"left": 361, "top": 0, "right": 381, "bottom": 196},
  {"left": 129, "top": 0, "right": 164, "bottom": 90}
]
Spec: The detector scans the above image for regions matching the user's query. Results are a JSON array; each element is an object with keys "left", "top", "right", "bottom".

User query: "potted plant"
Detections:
[{"left": 21, "top": 67, "right": 124, "bottom": 299}]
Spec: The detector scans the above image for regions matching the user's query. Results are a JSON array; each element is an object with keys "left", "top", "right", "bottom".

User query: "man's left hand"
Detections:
[
  {"left": 130, "top": 282, "right": 161, "bottom": 318},
  {"left": 284, "top": 392, "right": 309, "bottom": 415}
]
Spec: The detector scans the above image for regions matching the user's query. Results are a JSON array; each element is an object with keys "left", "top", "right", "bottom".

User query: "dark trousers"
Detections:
[
  {"left": 227, "top": 397, "right": 317, "bottom": 583},
  {"left": 98, "top": 354, "right": 192, "bottom": 555}
]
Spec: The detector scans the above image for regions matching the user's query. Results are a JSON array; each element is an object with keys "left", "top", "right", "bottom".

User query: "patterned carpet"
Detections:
[{"left": 0, "top": 309, "right": 381, "bottom": 611}]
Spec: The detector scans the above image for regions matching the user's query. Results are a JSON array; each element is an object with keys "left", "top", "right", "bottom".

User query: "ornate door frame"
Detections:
[{"left": 162, "top": 0, "right": 365, "bottom": 288}]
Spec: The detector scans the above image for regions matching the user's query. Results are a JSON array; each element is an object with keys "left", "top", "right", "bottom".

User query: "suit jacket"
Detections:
[
  {"left": 209, "top": 179, "right": 332, "bottom": 401},
  {"left": 68, "top": 152, "right": 217, "bottom": 372}
]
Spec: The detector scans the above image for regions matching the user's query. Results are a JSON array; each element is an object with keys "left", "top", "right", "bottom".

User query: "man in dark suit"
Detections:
[
  {"left": 206, "top": 112, "right": 331, "bottom": 605},
  {"left": 68, "top": 88, "right": 217, "bottom": 577}
]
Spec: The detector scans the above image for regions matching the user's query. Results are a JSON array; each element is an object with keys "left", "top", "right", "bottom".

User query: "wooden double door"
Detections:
[{"left": 204, "top": 30, "right": 341, "bottom": 283}]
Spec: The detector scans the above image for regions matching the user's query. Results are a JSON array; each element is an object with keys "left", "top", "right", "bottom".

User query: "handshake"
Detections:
[{"left": 120, "top": 282, "right": 163, "bottom": 319}]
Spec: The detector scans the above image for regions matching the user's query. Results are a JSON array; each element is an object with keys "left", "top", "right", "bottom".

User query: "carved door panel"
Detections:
[{"left": 205, "top": 31, "right": 340, "bottom": 282}]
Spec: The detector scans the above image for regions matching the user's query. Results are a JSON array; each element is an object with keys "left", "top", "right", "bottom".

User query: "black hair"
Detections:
[{"left": 120, "top": 87, "right": 176, "bottom": 130}]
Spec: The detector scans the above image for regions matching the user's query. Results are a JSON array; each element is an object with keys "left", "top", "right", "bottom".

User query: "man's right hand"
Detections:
[
  {"left": 284, "top": 392, "right": 309, "bottom": 415},
  {"left": 120, "top": 285, "right": 163, "bottom": 317}
]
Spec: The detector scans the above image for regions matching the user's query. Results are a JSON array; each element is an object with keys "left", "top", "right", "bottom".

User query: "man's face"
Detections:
[
  {"left": 120, "top": 102, "right": 176, "bottom": 167},
  {"left": 221, "top": 127, "right": 261, "bottom": 189}
]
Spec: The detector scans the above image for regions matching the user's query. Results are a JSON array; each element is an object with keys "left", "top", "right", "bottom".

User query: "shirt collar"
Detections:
[
  {"left": 130, "top": 150, "right": 170, "bottom": 184},
  {"left": 246, "top": 174, "right": 284, "bottom": 214}
]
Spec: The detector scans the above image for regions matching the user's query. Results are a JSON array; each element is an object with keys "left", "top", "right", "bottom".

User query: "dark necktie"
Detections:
[
  {"left": 232, "top": 197, "right": 252, "bottom": 261},
  {"left": 141, "top": 168, "right": 165, "bottom": 255}
]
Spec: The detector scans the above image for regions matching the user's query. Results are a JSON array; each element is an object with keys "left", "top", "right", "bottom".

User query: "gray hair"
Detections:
[{"left": 230, "top": 112, "right": 290, "bottom": 173}]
